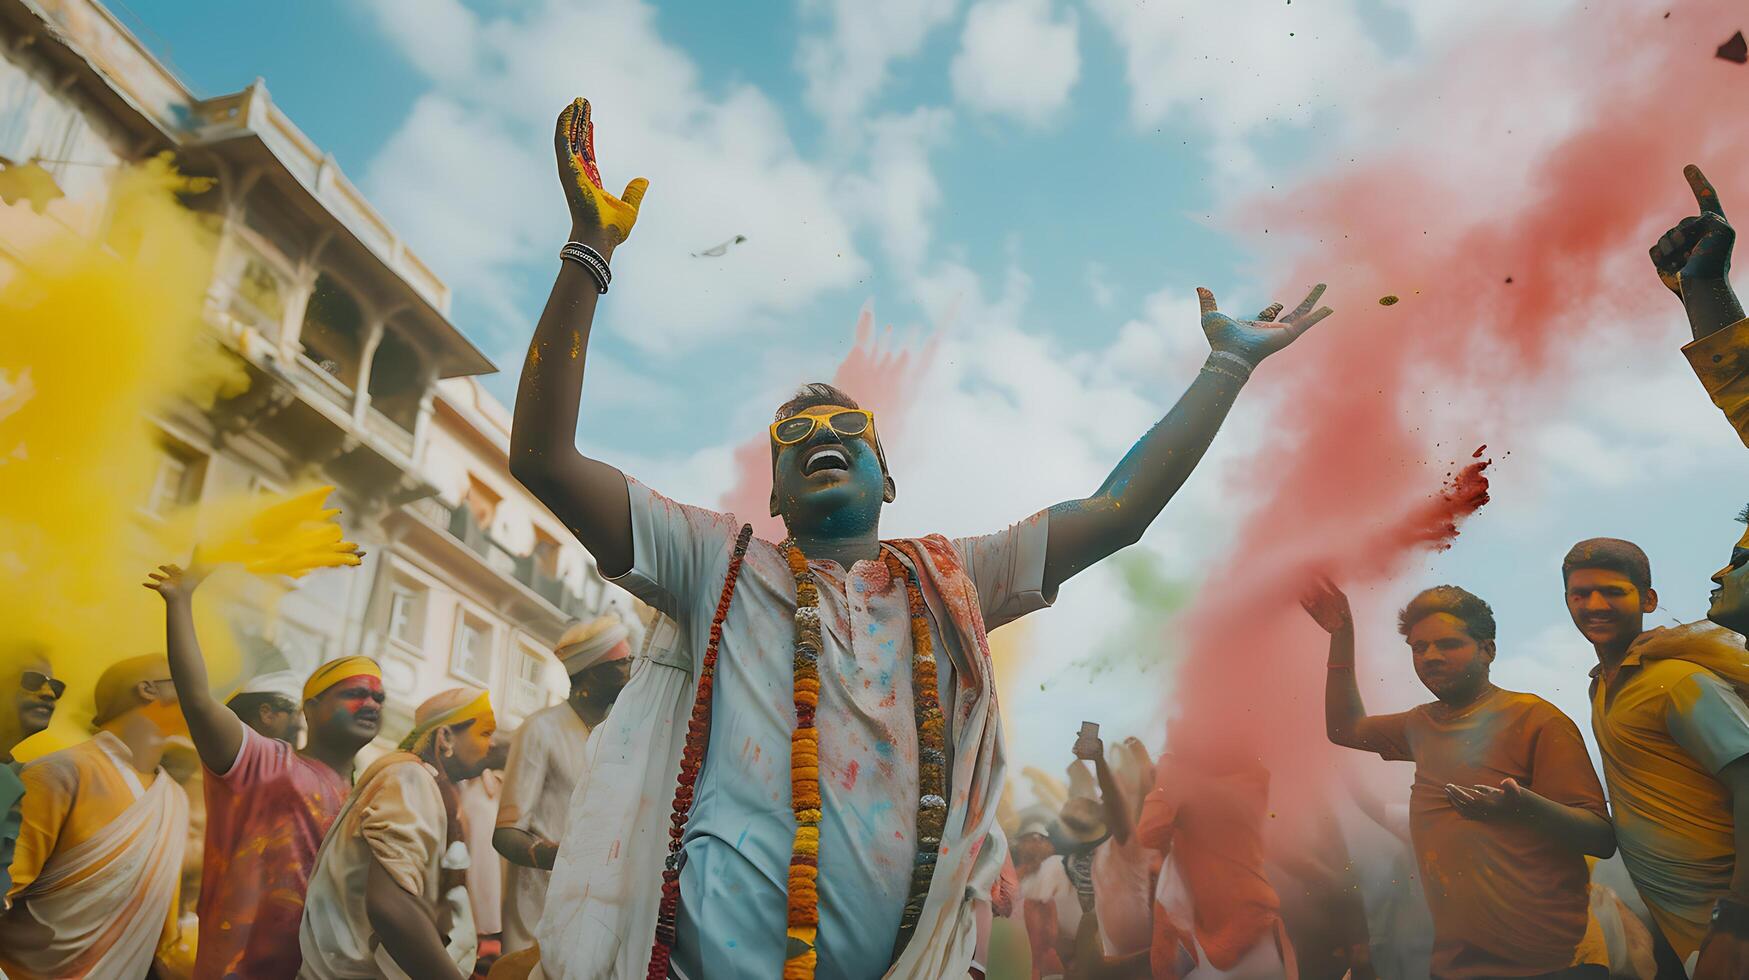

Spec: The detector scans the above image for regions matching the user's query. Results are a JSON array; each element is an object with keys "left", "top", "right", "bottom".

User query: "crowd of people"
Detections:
[{"left": 0, "top": 96, "right": 1746, "bottom": 980}]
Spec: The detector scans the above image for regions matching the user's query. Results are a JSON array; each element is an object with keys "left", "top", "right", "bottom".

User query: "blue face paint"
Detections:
[{"left": 770, "top": 408, "right": 890, "bottom": 537}]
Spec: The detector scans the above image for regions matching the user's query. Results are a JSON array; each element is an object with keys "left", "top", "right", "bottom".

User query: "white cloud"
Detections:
[
  {"left": 796, "top": 0, "right": 960, "bottom": 128},
  {"left": 838, "top": 108, "right": 953, "bottom": 276},
  {"left": 360, "top": 0, "right": 868, "bottom": 352},
  {"left": 949, "top": 0, "right": 1080, "bottom": 126},
  {"left": 1085, "top": 261, "right": 1116, "bottom": 311},
  {"left": 361, "top": 0, "right": 478, "bottom": 80},
  {"left": 1086, "top": 0, "right": 1381, "bottom": 144}
]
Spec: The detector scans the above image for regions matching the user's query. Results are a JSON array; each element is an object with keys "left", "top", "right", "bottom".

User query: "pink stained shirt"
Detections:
[{"left": 195, "top": 725, "right": 349, "bottom": 980}]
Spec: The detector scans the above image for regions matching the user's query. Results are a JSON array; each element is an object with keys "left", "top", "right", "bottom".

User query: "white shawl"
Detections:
[{"left": 0, "top": 748, "right": 186, "bottom": 979}]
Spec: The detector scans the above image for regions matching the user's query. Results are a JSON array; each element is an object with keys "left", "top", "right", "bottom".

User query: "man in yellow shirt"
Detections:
[
  {"left": 1562, "top": 537, "right": 1749, "bottom": 979},
  {"left": 0, "top": 654, "right": 191, "bottom": 978},
  {"left": 1650, "top": 164, "right": 1749, "bottom": 444}
]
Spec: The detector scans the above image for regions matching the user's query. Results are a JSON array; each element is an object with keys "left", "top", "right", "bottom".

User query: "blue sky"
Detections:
[{"left": 114, "top": 0, "right": 1749, "bottom": 776}]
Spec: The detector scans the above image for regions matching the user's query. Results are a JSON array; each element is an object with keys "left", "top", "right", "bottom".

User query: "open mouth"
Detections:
[{"left": 803, "top": 446, "right": 850, "bottom": 476}]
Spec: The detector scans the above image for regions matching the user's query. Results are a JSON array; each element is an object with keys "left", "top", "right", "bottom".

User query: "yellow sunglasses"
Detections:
[{"left": 769, "top": 408, "right": 876, "bottom": 446}]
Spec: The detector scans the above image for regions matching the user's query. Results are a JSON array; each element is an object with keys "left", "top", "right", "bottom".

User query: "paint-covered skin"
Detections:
[
  {"left": 769, "top": 404, "right": 892, "bottom": 541},
  {"left": 1565, "top": 567, "right": 1657, "bottom": 652},
  {"left": 306, "top": 675, "right": 384, "bottom": 745},
  {"left": 553, "top": 97, "right": 648, "bottom": 248},
  {"left": 1706, "top": 526, "right": 1749, "bottom": 634},
  {"left": 1650, "top": 164, "right": 1734, "bottom": 296},
  {"left": 1405, "top": 612, "right": 1494, "bottom": 702}
]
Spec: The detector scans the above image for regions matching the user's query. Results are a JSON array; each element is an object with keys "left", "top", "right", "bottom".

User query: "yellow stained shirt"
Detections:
[
  {"left": 8, "top": 733, "right": 170, "bottom": 899},
  {"left": 1682, "top": 316, "right": 1749, "bottom": 447},
  {"left": 1592, "top": 645, "right": 1749, "bottom": 959}
]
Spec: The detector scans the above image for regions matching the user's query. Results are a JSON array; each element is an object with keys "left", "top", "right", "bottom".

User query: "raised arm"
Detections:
[
  {"left": 508, "top": 99, "right": 649, "bottom": 578},
  {"left": 1651, "top": 164, "right": 1742, "bottom": 342},
  {"left": 1073, "top": 730, "right": 1134, "bottom": 845},
  {"left": 1301, "top": 578, "right": 1384, "bottom": 751},
  {"left": 144, "top": 562, "right": 242, "bottom": 773},
  {"left": 1042, "top": 286, "right": 1331, "bottom": 596}
]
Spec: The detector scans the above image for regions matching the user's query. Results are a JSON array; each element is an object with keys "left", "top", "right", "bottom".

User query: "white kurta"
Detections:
[
  {"left": 495, "top": 701, "right": 591, "bottom": 953},
  {"left": 537, "top": 479, "right": 1048, "bottom": 979},
  {"left": 297, "top": 753, "right": 448, "bottom": 980}
]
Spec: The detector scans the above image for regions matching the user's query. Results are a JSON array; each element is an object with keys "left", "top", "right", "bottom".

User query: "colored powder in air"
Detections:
[
  {"left": 1165, "top": 1, "right": 1749, "bottom": 821},
  {"left": 0, "top": 157, "right": 335, "bottom": 757},
  {"left": 718, "top": 302, "right": 937, "bottom": 538},
  {"left": 198, "top": 485, "right": 363, "bottom": 579}
]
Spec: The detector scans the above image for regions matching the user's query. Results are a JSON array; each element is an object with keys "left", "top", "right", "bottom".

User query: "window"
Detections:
[
  {"left": 300, "top": 273, "right": 366, "bottom": 388},
  {"left": 387, "top": 585, "right": 425, "bottom": 648},
  {"left": 228, "top": 250, "right": 285, "bottom": 333},
  {"left": 464, "top": 476, "right": 501, "bottom": 530},
  {"left": 144, "top": 442, "right": 206, "bottom": 519},
  {"left": 510, "top": 644, "right": 549, "bottom": 716},
  {"left": 532, "top": 528, "right": 561, "bottom": 578},
  {"left": 450, "top": 611, "right": 493, "bottom": 685}
]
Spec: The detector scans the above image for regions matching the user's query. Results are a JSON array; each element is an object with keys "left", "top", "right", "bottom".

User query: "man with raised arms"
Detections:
[{"left": 512, "top": 97, "right": 1333, "bottom": 979}]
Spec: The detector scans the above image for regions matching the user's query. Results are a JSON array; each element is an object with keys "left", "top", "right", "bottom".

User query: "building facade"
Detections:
[{"left": 0, "top": 0, "right": 637, "bottom": 739}]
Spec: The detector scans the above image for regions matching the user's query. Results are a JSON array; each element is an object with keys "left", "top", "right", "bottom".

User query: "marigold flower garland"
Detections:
[
  {"left": 647, "top": 529, "right": 947, "bottom": 980},
  {"left": 884, "top": 548, "right": 948, "bottom": 959},
  {"left": 783, "top": 539, "right": 824, "bottom": 979},
  {"left": 647, "top": 524, "right": 753, "bottom": 980}
]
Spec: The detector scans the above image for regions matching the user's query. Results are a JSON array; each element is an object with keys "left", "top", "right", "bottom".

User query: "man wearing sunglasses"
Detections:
[
  {"left": 1, "top": 654, "right": 61, "bottom": 902},
  {"left": 1, "top": 654, "right": 190, "bottom": 978},
  {"left": 512, "top": 97, "right": 1331, "bottom": 980}
]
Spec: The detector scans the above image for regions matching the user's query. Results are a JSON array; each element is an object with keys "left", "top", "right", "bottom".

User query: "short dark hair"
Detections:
[
  {"left": 1562, "top": 537, "right": 1652, "bottom": 592},
  {"left": 774, "top": 382, "right": 859, "bottom": 422},
  {"left": 226, "top": 691, "right": 297, "bottom": 722},
  {"left": 1397, "top": 586, "right": 1496, "bottom": 642},
  {"left": 1737, "top": 504, "right": 1748, "bottom": 525}
]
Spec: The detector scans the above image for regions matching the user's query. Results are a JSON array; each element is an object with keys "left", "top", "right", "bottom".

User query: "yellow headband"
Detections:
[
  {"left": 399, "top": 688, "right": 493, "bottom": 752},
  {"left": 302, "top": 655, "right": 382, "bottom": 703}
]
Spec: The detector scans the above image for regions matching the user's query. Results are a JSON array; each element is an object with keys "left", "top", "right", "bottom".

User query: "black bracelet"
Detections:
[
  {"left": 560, "top": 241, "right": 611, "bottom": 293},
  {"left": 1713, "top": 895, "right": 1749, "bottom": 936}
]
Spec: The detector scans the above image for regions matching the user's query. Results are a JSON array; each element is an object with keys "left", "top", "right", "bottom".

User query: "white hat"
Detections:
[
  {"left": 554, "top": 614, "right": 631, "bottom": 675},
  {"left": 229, "top": 670, "right": 303, "bottom": 703}
]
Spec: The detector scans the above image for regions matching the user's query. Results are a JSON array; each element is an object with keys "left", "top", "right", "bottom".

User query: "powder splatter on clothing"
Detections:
[
  {"left": 1358, "top": 688, "right": 1606, "bottom": 977},
  {"left": 196, "top": 725, "right": 347, "bottom": 979}
]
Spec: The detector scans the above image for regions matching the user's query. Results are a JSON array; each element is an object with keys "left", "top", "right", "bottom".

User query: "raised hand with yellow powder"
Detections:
[
  {"left": 554, "top": 97, "right": 648, "bottom": 251},
  {"left": 195, "top": 486, "right": 363, "bottom": 579}
]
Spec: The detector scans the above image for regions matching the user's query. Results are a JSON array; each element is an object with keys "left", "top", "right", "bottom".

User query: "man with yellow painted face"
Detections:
[
  {"left": 511, "top": 97, "right": 1331, "bottom": 980},
  {"left": 1561, "top": 533, "right": 1749, "bottom": 979},
  {"left": 146, "top": 561, "right": 383, "bottom": 980},
  {"left": 0, "top": 654, "right": 191, "bottom": 978},
  {"left": 299, "top": 687, "right": 497, "bottom": 980}
]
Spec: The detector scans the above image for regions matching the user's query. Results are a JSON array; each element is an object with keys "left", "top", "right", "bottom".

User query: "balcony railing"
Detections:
[{"left": 436, "top": 503, "right": 593, "bottom": 619}]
